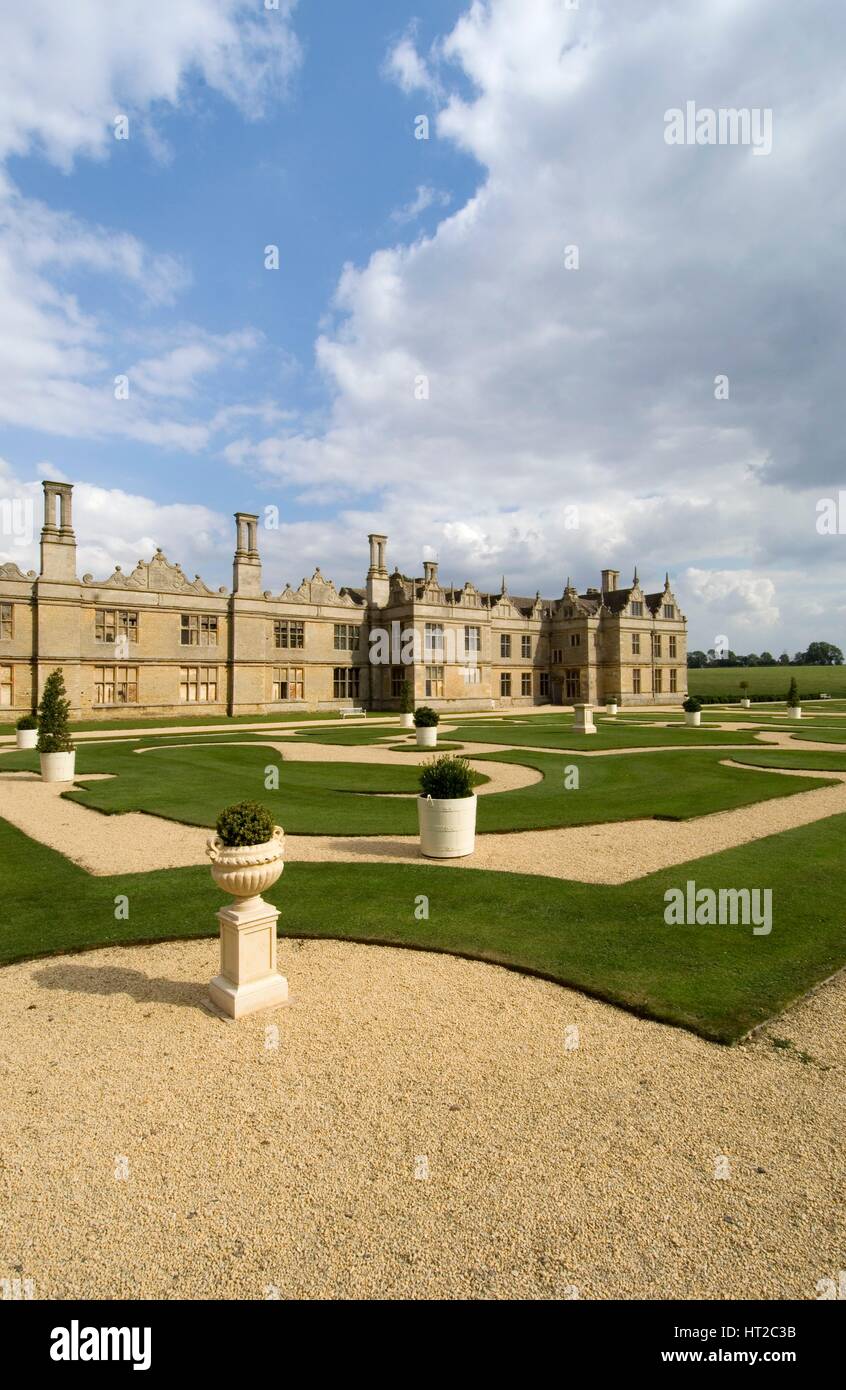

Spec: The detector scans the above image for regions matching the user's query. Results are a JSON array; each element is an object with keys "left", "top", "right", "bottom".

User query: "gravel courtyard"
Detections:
[{"left": 1, "top": 936, "right": 841, "bottom": 1301}]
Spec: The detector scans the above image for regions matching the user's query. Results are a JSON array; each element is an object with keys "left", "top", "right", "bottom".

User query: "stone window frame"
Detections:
[
  {"left": 272, "top": 666, "right": 304, "bottom": 701},
  {"left": 275, "top": 620, "right": 305, "bottom": 650},
  {"left": 653, "top": 667, "right": 663, "bottom": 694},
  {"left": 464, "top": 624, "right": 481, "bottom": 656},
  {"left": 520, "top": 671, "right": 532, "bottom": 696},
  {"left": 565, "top": 669, "right": 580, "bottom": 699},
  {"left": 539, "top": 672, "right": 551, "bottom": 698},
  {"left": 630, "top": 601, "right": 644, "bottom": 617},
  {"left": 500, "top": 633, "right": 512, "bottom": 659},
  {"left": 424, "top": 623, "right": 444, "bottom": 658},
  {"left": 670, "top": 668, "right": 678, "bottom": 693},
  {"left": 0, "top": 664, "right": 12, "bottom": 706},
  {"left": 521, "top": 635, "right": 531, "bottom": 659},
  {"left": 94, "top": 665, "right": 138, "bottom": 705},
  {"left": 669, "top": 635, "right": 677, "bottom": 659},
  {"left": 552, "top": 647, "right": 563, "bottom": 664},
  {"left": 179, "top": 665, "right": 218, "bottom": 703},
  {"left": 632, "top": 632, "right": 641, "bottom": 655},
  {"left": 95, "top": 608, "right": 139, "bottom": 644},
  {"left": 180, "top": 613, "right": 218, "bottom": 647},
  {"left": 632, "top": 668, "right": 642, "bottom": 694},
  {"left": 425, "top": 664, "right": 444, "bottom": 698},
  {"left": 500, "top": 670, "right": 512, "bottom": 696},
  {"left": 333, "top": 623, "right": 358, "bottom": 652},
  {"left": 0, "top": 602, "right": 12, "bottom": 641},
  {"left": 333, "top": 666, "right": 360, "bottom": 699}
]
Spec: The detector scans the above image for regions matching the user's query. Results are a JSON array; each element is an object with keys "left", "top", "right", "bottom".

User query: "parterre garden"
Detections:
[{"left": 2, "top": 702, "right": 846, "bottom": 1043}]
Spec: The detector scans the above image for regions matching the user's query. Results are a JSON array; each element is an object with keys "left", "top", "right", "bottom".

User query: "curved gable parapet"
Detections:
[{"left": 83, "top": 549, "right": 220, "bottom": 595}]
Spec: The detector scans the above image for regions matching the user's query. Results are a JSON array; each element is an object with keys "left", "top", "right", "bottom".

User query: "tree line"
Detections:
[{"left": 687, "top": 641, "right": 843, "bottom": 669}]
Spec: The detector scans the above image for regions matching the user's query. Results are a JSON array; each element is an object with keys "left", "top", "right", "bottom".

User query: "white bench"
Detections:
[{"left": 341, "top": 706, "right": 367, "bottom": 719}]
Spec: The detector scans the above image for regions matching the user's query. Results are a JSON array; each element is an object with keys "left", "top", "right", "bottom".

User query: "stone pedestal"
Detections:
[
  {"left": 572, "top": 703, "right": 597, "bottom": 734},
  {"left": 209, "top": 896, "right": 288, "bottom": 1019}
]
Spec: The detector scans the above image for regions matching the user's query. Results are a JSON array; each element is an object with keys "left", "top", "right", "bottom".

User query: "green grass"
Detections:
[
  {"left": 687, "top": 665, "right": 846, "bottom": 700},
  {"left": 3, "top": 812, "right": 846, "bottom": 1043},
  {"left": 0, "top": 709, "right": 392, "bottom": 736},
  {"left": 731, "top": 748, "right": 846, "bottom": 772},
  {"left": 429, "top": 718, "right": 765, "bottom": 751},
  {"left": 0, "top": 738, "right": 830, "bottom": 835}
]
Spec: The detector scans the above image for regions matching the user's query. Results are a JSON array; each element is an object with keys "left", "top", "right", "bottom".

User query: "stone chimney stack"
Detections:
[
  {"left": 366, "top": 533, "right": 389, "bottom": 607},
  {"left": 39, "top": 480, "right": 77, "bottom": 581},
  {"left": 422, "top": 559, "right": 439, "bottom": 586},
  {"left": 601, "top": 568, "right": 620, "bottom": 594},
  {"left": 232, "top": 512, "right": 262, "bottom": 596}
]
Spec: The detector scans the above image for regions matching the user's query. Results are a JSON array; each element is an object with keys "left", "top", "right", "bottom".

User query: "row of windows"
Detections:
[{"left": 632, "top": 668, "right": 679, "bottom": 694}]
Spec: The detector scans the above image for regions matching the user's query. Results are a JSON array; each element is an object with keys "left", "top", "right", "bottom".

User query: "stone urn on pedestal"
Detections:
[{"left": 206, "top": 801, "right": 288, "bottom": 1019}]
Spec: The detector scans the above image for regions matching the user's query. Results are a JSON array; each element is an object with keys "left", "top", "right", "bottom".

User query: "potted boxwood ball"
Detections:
[
  {"left": 606, "top": 697, "right": 618, "bottom": 716},
  {"left": 682, "top": 695, "right": 702, "bottom": 727},
  {"left": 206, "top": 801, "right": 285, "bottom": 902},
  {"left": 16, "top": 714, "right": 38, "bottom": 750},
  {"left": 418, "top": 753, "right": 477, "bottom": 859},
  {"left": 399, "top": 678, "right": 414, "bottom": 730},
  {"left": 414, "top": 705, "right": 439, "bottom": 748},
  {"left": 37, "top": 668, "right": 76, "bottom": 782},
  {"left": 786, "top": 677, "right": 802, "bottom": 720}
]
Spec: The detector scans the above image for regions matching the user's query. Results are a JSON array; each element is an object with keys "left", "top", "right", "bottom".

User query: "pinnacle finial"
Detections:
[
  {"left": 633, "top": 565, "right": 639, "bottom": 586},
  {"left": 665, "top": 570, "right": 670, "bottom": 588},
  {"left": 501, "top": 574, "right": 506, "bottom": 593}
]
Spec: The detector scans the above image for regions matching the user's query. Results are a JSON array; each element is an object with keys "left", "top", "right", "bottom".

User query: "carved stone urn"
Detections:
[{"left": 206, "top": 827, "right": 288, "bottom": 1019}]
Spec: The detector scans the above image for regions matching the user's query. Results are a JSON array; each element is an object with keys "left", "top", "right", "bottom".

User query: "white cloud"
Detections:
[
  {"left": 384, "top": 32, "right": 437, "bottom": 96},
  {"left": 390, "top": 185, "right": 451, "bottom": 225},
  {"left": 0, "top": 0, "right": 302, "bottom": 170},
  {"left": 685, "top": 569, "right": 780, "bottom": 632}
]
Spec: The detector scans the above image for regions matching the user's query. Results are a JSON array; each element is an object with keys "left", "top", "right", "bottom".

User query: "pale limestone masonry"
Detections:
[{"left": 0, "top": 482, "right": 687, "bottom": 719}]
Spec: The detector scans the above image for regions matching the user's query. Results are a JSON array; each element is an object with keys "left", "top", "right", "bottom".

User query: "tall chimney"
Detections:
[
  {"left": 601, "top": 568, "right": 619, "bottom": 593},
  {"left": 232, "top": 512, "right": 262, "bottom": 595},
  {"left": 366, "top": 533, "right": 389, "bottom": 607},
  {"left": 39, "top": 481, "right": 77, "bottom": 580}
]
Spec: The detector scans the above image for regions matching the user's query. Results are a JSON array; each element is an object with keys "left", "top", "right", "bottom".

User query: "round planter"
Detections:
[
  {"left": 399, "top": 713, "right": 414, "bottom": 730},
  {"left": 606, "top": 702, "right": 618, "bottom": 716},
  {"left": 206, "top": 827, "right": 285, "bottom": 902},
  {"left": 418, "top": 794, "right": 476, "bottom": 859},
  {"left": 416, "top": 725, "right": 438, "bottom": 748},
  {"left": 39, "top": 750, "right": 76, "bottom": 782},
  {"left": 740, "top": 698, "right": 751, "bottom": 709},
  {"left": 788, "top": 706, "right": 802, "bottom": 720},
  {"left": 684, "top": 711, "right": 701, "bottom": 727},
  {"left": 17, "top": 728, "right": 37, "bottom": 750}
]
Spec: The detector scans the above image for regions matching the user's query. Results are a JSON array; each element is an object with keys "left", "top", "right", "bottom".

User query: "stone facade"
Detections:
[{"left": 0, "top": 482, "right": 688, "bottom": 719}]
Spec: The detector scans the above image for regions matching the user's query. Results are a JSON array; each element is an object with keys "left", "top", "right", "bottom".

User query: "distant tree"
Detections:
[
  {"left": 687, "top": 650, "right": 709, "bottom": 669},
  {"left": 803, "top": 641, "right": 844, "bottom": 666},
  {"left": 778, "top": 652, "right": 790, "bottom": 665},
  {"left": 759, "top": 651, "right": 775, "bottom": 665},
  {"left": 792, "top": 650, "right": 807, "bottom": 665}
]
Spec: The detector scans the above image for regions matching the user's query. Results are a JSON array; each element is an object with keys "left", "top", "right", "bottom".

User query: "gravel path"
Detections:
[{"left": 0, "top": 937, "right": 841, "bottom": 1300}]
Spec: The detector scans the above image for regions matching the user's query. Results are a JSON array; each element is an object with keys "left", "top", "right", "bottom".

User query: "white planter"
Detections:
[
  {"left": 39, "top": 750, "right": 76, "bottom": 782},
  {"left": 418, "top": 794, "right": 477, "bottom": 859},
  {"left": 572, "top": 704, "right": 596, "bottom": 734},
  {"left": 788, "top": 706, "right": 802, "bottom": 720},
  {"left": 740, "top": 698, "right": 751, "bottom": 709},
  {"left": 17, "top": 728, "right": 37, "bottom": 749},
  {"left": 399, "top": 713, "right": 414, "bottom": 729},
  {"left": 606, "top": 702, "right": 618, "bottom": 716},
  {"left": 416, "top": 725, "right": 438, "bottom": 748},
  {"left": 684, "top": 711, "right": 701, "bottom": 727},
  {"left": 206, "top": 827, "right": 285, "bottom": 904}
]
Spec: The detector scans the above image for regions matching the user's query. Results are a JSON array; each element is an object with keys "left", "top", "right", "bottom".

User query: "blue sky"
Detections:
[{"left": 0, "top": 0, "right": 844, "bottom": 653}]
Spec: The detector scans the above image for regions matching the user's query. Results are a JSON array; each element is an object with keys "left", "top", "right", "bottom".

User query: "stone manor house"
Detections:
[{"left": 0, "top": 481, "right": 688, "bottom": 719}]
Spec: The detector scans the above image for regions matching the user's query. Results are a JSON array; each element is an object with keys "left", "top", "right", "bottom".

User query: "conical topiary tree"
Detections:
[
  {"left": 399, "top": 678, "right": 413, "bottom": 714},
  {"left": 37, "top": 668, "right": 74, "bottom": 753},
  {"left": 786, "top": 676, "right": 800, "bottom": 710}
]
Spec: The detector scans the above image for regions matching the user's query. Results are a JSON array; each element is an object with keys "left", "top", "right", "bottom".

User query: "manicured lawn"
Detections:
[
  {"left": 0, "top": 739, "right": 829, "bottom": 834},
  {"left": 0, "top": 709, "right": 387, "bottom": 736},
  {"left": 3, "top": 812, "right": 846, "bottom": 1043},
  {"left": 688, "top": 666, "right": 846, "bottom": 700},
  {"left": 731, "top": 749, "right": 846, "bottom": 772},
  {"left": 428, "top": 719, "right": 765, "bottom": 751}
]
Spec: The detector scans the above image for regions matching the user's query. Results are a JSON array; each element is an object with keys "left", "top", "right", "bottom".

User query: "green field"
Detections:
[{"left": 687, "top": 665, "right": 846, "bottom": 700}]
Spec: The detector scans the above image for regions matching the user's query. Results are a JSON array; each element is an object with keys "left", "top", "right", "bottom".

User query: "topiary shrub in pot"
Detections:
[
  {"left": 399, "top": 678, "right": 414, "bottom": 730},
  {"left": 16, "top": 713, "right": 38, "bottom": 750},
  {"left": 682, "top": 695, "right": 702, "bottom": 727},
  {"left": 206, "top": 800, "right": 285, "bottom": 902},
  {"left": 37, "top": 668, "right": 76, "bottom": 781},
  {"left": 739, "top": 679, "right": 751, "bottom": 709},
  {"left": 786, "top": 677, "right": 801, "bottom": 719},
  {"left": 418, "top": 754, "right": 477, "bottom": 859},
  {"left": 414, "top": 704, "right": 439, "bottom": 748},
  {"left": 605, "top": 696, "right": 619, "bottom": 716}
]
